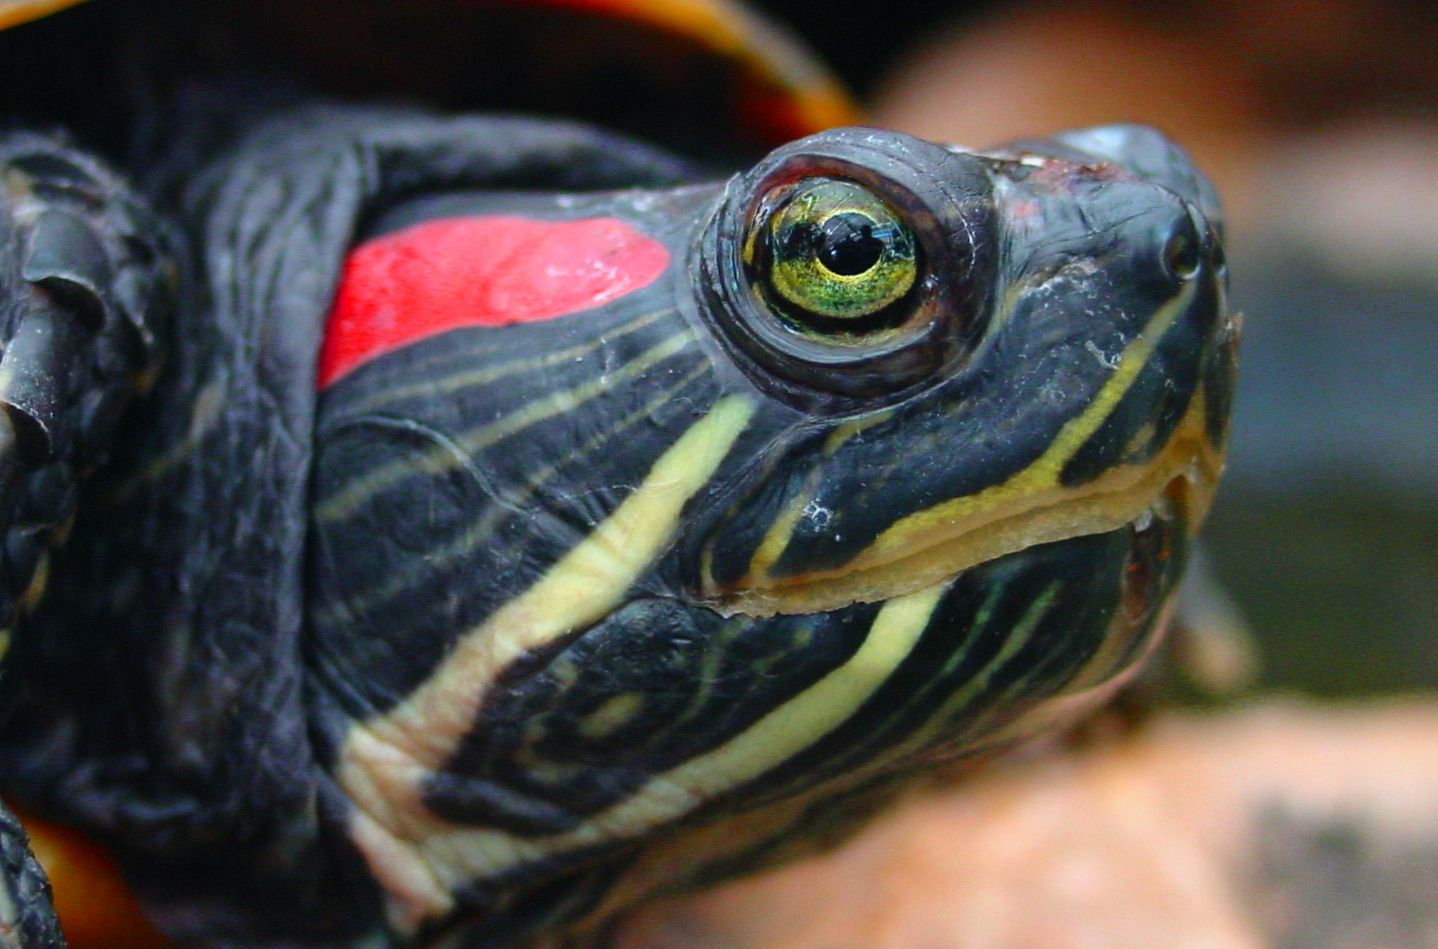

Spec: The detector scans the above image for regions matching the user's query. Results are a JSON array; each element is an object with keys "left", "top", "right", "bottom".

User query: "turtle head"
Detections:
[
  {"left": 558, "top": 124, "right": 1235, "bottom": 890},
  {"left": 308, "top": 123, "right": 1234, "bottom": 942}
]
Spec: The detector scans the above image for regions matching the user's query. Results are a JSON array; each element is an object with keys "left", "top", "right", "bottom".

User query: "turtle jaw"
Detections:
[{"left": 706, "top": 390, "right": 1224, "bottom": 619}]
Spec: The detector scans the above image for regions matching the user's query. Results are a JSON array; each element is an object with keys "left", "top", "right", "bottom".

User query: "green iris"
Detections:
[{"left": 763, "top": 179, "right": 918, "bottom": 326}]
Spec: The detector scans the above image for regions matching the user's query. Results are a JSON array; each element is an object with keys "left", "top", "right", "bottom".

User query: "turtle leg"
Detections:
[
  {"left": 0, "top": 134, "right": 172, "bottom": 641},
  {"left": 0, "top": 134, "right": 174, "bottom": 948}
]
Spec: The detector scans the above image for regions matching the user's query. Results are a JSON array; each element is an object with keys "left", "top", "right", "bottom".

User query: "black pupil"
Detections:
[{"left": 817, "top": 212, "right": 885, "bottom": 276}]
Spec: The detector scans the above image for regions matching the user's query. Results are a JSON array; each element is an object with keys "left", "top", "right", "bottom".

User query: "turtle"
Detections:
[{"left": 0, "top": 0, "right": 1237, "bottom": 946}]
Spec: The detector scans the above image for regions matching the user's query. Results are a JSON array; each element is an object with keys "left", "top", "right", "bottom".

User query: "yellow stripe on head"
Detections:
[{"left": 720, "top": 280, "right": 1223, "bottom": 617}]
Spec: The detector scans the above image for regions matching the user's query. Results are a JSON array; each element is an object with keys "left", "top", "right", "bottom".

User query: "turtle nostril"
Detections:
[{"left": 1162, "top": 212, "right": 1203, "bottom": 282}]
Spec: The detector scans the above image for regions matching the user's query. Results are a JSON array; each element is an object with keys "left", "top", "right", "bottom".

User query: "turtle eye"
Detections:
[
  {"left": 1161, "top": 209, "right": 1203, "bottom": 282},
  {"left": 704, "top": 132, "right": 997, "bottom": 405},
  {"left": 748, "top": 178, "right": 920, "bottom": 337}
]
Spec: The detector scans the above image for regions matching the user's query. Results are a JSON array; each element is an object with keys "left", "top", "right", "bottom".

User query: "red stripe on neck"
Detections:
[{"left": 318, "top": 215, "right": 670, "bottom": 388}]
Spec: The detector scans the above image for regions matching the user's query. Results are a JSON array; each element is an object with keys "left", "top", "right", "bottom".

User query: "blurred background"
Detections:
[{"left": 757, "top": 0, "right": 1438, "bottom": 700}]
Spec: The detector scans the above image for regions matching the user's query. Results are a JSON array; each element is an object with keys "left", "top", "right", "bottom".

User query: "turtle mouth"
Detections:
[{"left": 709, "top": 393, "right": 1222, "bottom": 618}]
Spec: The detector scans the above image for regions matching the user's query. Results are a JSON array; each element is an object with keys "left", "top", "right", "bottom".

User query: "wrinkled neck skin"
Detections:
[{"left": 0, "top": 106, "right": 1232, "bottom": 949}]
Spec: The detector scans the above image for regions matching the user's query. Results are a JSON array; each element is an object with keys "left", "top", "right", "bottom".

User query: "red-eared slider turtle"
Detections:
[{"left": 0, "top": 1, "right": 1236, "bottom": 946}]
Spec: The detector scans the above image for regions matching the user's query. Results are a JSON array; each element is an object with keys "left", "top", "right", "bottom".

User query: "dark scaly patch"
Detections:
[
  {"left": 0, "top": 136, "right": 172, "bottom": 626},
  {"left": 702, "top": 264, "right": 1149, "bottom": 587},
  {"left": 1202, "top": 313, "right": 1239, "bottom": 450}
]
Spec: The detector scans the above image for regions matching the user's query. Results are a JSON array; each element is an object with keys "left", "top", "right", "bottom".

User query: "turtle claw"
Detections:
[
  {"left": 2, "top": 304, "right": 85, "bottom": 466},
  {"left": 22, "top": 209, "right": 115, "bottom": 331}
]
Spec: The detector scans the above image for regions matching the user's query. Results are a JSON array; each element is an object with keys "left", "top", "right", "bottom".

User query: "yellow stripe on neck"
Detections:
[
  {"left": 355, "top": 575, "right": 948, "bottom": 931},
  {"left": 338, "top": 394, "right": 755, "bottom": 928},
  {"left": 317, "top": 330, "right": 695, "bottom": 523}
]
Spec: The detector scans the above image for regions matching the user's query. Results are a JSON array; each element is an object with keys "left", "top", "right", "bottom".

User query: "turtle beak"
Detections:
[
  {"left": 1046, "top": 123, "right": 1225, "bottom": 234},
  {"left": 1049, "top": 124, "right": 1237, "bottom": 537},
  {"left": 976, "top": 123, "right": 1236, "bottom": 538},
  {"left": 1049, "top": 125, "right": 1236, "bottom": 535}
]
